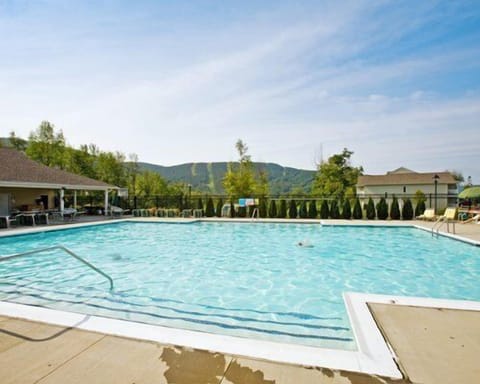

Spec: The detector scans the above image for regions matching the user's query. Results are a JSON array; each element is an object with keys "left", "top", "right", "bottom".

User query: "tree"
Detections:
[
  {"left": 330, "top": 200, "right": 340, "bottom": 219},
  {"left": 9, "top": 131, "right": 28, "bottom": 151},
  {"left": 222, "top": 140, "right": 268, "bottom": 199},
  {"left": 215, "top": 198, "right": 223, "bottom": 217},
  {"left": 342, "top": 199, "right": 352, "bottom": 219},
  {"left": 125, "top": 153, "right": 140, "bottom": 196},
  {"left": 320, "top": 200, "right": 330, "bottom": 219},
  {"left": 299, "top": 201, "right": 308, "bottom": 218},
  {"left": 259, "top": 199, "right": 267, "bottom": 218},
  {"left": 353, "top": 198, "right": 363, "bottom": 219},
  {"left": 308, "top": 200, "right": 318, "bottom": 219},
  {"left": 26, "top": 121, "right": 66, "bottom": 168},
  {"left": 288, "top": 200, "right": 297, "bottom": 218},
  {"left": 415, "top": 200, "right": 426, "bottom": 217},
  {"left": 278, "top": 199, "right": 287, "bottom": 218},
  {"left": 390, "top": 197, "right": 400, "bottom": 220},
  {"left": 312, "top": 148, "right": 363, "bottom": 200},
  {"left": 135, "top": 171, "right": 169, "bottom": 197},
  {"left": 96, "top": 151, "right": 126, "bottom": 186},
  {"left": 205, "top": 197, "right": 215, "bottom": 217},
  {"left": 402, "top": 198, "right": 414, "bottom": 220},
  {"left": 366, "top": 197, "right": 376, "bottom": 219},
  {"left": 268, "top": 200, "right": 277, "bottom": 218},
  {"left": 377, "top": 198, "right": 389, "bottom": 220}
]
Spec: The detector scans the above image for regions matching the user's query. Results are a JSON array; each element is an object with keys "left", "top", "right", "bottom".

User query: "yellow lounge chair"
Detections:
[{"left": 416, "top": 208, "right": 436, "bottom": 221}]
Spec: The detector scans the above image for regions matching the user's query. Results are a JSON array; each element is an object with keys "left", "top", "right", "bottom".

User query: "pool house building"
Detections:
[
  {"left": 356, "top": 167, "right": 458, "bottom": 212},
  {"left": 0, "top": 147, "right": 117, "bottom": 216}
]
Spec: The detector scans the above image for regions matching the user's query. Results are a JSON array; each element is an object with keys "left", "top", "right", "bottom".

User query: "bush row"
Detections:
[{"left": 197, "top": 197, "right": 425, "bottom": 220}]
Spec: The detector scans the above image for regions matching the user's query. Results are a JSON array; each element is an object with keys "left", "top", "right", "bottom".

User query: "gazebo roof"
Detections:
[{"left": 0, "top": 148, "right": 117, "bottom": 190}]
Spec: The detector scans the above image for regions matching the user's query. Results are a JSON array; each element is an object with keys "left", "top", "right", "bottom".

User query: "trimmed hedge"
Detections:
[
  {"left": 215, "top": 198, "right": 223, "bottom": 217},
  {"left": 268, "top": 200, "right": 277, "bottom": 218},
  {"left": 342, "top": 199, "right": 352, "bottom": 219},
  {"left": 205, "top": 197, "right": 215, "bottom": 217},
  {"left": 278, "top": 199, "right": 287, "bottom": 218},
  {"left": 402, "top": 198, "right": 414, "bottom": 220},
  {"left": 299, "top": 201, "right": 308, "bottom": 218},
  {"left": 390, "top": 197, "right": 400, "bottom": 220},
  {"left": 259, "top": 199, "right": 267, "bottom": 218},
  {"left": 289, "top": 200, "right": 298, "bottom": 218},
  {"left": 415, "top": 200, "right": 426, "bottom": 217},
  {"left": 308, "top": 201, "right": 318, "bottom": 219},
  {"left": 353, "top": 198, "right": 363, "bottom": 219},
  {"left": 377, "top": 197, "right": 389, "bottom": 220},
  {"left": 320, "top": 200, "right": 329, "bottom": 219},
  {"left": 330, "top": 200, "right": 340, "bottom": 219},
  {"left": 366, "top": 197, "right": 376, "bottom": 220}
]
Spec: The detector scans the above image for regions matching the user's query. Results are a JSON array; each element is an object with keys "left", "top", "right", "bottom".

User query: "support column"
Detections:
[
  {"left": 74, "top": 191, "right": 77, "bottom": 209},
  {"left": 60, "top": 188, "right": 65, "bottom": 212},
  {"left": 104, "top": 189, "right": 109, "bottom": 216}
]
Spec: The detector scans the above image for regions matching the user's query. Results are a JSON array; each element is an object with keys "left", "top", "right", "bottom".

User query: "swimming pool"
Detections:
[{"left": 1, "top": 222, "right": 479, "bottom": 350}]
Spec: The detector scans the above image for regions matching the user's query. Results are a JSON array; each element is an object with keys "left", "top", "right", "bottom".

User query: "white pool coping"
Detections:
[{"left": 1, "top": 219, "right": 479, "bottom": 378}]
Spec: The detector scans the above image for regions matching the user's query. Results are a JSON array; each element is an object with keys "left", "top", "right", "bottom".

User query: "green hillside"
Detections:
[{"left": 138, "top": 162, "right": 316, "bottom": 195}]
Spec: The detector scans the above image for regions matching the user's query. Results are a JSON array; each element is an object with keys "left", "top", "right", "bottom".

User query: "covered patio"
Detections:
[{"left": 0, "top": 148, "right": 118, "bottom": 227}]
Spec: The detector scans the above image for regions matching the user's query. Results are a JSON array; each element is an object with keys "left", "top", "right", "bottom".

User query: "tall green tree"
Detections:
[
  {"left": 299, "top": 201, "right": 308, "bottom": 218},
  {"left": 312, "top": 148, "right": 363, "bottom": 200},
  {"left": 330, "top": 200, "right": 340, "bottom": 219},
  {"left": 377, "top": 198, "right": 389, "bottom": 220},
  {"left": 278, "top": 199, "right": 287, "bottom": 218},
  {"left": 205, "top": 197, "right": 215, "bottom": 217},
  {"left": 366, "top": 197, "right": 376, "bottom": 219},
  {"left": 26, "top": 121, "right": 67, "bottom": 168},
  {"left": 135, "top": 171, "right": 169, "bottom": 197},
  {"left": 390, "top": 197, "right": 400, "bottom": 220},
  {"left": 9, "top": 131, "right": 28, "bottom": 151},
  {"left": 222, "top": 140, "right": 268, "bottom": 199},
  {"left": 342, "top": 199, "right": 352, "bottom": 219},
  {"left": 215, "top": 198, "right": 223, "bottom": 217}
]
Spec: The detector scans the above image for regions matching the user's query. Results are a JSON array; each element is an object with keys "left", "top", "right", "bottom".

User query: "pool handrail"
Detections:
[{"left": 0, "top": 245, "right": 114, "bottom": 291}]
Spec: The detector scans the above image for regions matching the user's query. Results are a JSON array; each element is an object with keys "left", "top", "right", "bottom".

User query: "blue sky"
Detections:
[{"left": 1, "top": 1, "right": 479, "bottom": 182}]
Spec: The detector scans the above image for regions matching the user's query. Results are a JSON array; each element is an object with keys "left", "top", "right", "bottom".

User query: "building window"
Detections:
[{"left": 403, "top": 186, "right": 406, "bottom": 193}]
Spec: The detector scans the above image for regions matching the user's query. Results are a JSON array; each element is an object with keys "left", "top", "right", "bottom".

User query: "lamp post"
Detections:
[{"left": 433, "top": 174, "right": 439, "bottom": 213}]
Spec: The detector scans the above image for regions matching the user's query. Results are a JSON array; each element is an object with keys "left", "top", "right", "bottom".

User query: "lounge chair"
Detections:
[
  {"left": 0, "top": 215, "right": 17, "bottom": 228},
  {"left": 109, "top": 205, "right": 129, "bottom": 217},
  {"left": 432, "top": 207, "right": 457, "bottom": 234},
  {"left": 416, "top": 208, "right": 436, "bottom": 221}
]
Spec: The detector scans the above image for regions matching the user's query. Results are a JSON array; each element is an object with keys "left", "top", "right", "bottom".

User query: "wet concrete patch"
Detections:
[{"left": 160, "top": 346, "right": 230, "bottom": 384}]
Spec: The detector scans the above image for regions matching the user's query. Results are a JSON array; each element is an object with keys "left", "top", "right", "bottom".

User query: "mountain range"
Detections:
[{"left": 138, "top": 162, "right": 316, "bottom": 195}]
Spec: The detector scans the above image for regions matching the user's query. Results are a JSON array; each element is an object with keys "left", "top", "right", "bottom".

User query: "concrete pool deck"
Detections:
[{"left": 1, "top": 302, "right": 479, "bottom": 383}]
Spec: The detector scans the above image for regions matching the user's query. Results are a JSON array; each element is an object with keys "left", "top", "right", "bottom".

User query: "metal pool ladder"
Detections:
[{"left": 0, "top": 245, "right": 114, "bottom": 291}]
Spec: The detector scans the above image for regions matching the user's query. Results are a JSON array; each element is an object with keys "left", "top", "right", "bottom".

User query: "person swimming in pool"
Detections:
[{"left": 297, "top": 240, "right": 314, "bottom": 247}]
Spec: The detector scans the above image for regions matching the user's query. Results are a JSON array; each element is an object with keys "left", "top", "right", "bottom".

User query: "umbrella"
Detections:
[{"left": 458, "top": 186, "right": 480, "bottom": 199}]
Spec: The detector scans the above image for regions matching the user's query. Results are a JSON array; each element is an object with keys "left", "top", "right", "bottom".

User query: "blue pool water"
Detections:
[{"left": 0, "top": 222, "right": 479, "bottom": 350}]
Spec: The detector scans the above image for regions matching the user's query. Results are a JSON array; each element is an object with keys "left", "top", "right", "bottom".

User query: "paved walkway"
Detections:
[{"left": 0, "top": 316, "right": 405, "bottom": 384}]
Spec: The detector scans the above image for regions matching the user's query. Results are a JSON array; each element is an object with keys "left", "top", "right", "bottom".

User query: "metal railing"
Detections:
[{"left": 0, "top": 245, "right": 114, "bottom": 290}]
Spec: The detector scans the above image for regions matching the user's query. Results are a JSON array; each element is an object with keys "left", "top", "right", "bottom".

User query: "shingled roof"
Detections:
[
  {"left": 357, "top": 170, "right": 457, "bottom": 187},
  {"left": 0, "top": 147, "right": 116, "bottom": 190}
]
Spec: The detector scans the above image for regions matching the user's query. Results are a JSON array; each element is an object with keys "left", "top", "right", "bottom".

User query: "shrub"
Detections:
[
  {"left": 330, "top": 200, "right": 340, "bottom": 219},
  {"left": 414, "top": 200, "right": 426, "bottom": 217},
  {"left": 342, "top": 199, "right": 352, "bottom": 219},
  {"left": 205, "top": 197, "right": 215, "bottom": 217},
  {"left": 353, "top": 198, "right": 363, "bottom": 219},
  {"left": 268, "top": 200, "right": 277, "bottom": 218},
  {"left": 230, "top": 200, "right": 236, "bottom": 218},
  {"left": 259, "top": 199, "right": 267, "bottom": 218},
  {"left": 288, "top": 200, "right": 298, "bottom": 218},
  {"left": 278, "top": 199, "right": 287, "bottom": 218},
  {"left": 390, "top": 197, "right": 400, "bottom": 220},
  {"left": 377, "top": 198, "right": 389, "bottom": 220},
  {"left": 237, "top": 206, "right": 247, "bottom": 218},
  {"left": 402, "top": 198, "right": 414, "bottom": 220},
  {"left": 308, "top": 200, "right": 318, "bottom": 219},
  {"left": 366, "top": 197, "right": 376, "bottom": 219},
  {"left": 215, "top": 198, "right": 223, "bottom": 217},
  {"left": 299, "top": 201, "right": 308, "bottom": 218},
  {"left": 197, "top": 198, "right": 204, "bottom": 211},
  {"left": 319, "top": 200, "right": 329, "bottom": 219}
]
